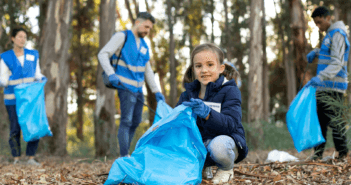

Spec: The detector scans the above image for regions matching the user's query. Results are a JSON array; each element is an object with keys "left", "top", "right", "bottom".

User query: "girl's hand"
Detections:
[{"left": 182, "top": 98, "right": 210, "bottom": 119}]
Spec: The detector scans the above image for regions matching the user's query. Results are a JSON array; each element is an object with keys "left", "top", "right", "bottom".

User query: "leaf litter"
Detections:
[{"left": 1, "top": 149, "right": 350, "bottom": 185}]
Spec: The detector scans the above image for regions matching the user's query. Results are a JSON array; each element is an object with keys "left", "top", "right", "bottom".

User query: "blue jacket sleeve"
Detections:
[
  {"left": 204, "top": 87, "right": 242, "bottom": 135},
  {"left": 176, "top": 91, "right": 188, "bottom": 107}
]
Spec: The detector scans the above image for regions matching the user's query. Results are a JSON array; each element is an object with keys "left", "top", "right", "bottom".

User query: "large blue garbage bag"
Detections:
[
  {"left": 14, "top": 79, "right": 52, "bottom": 142},
  {"left": 286, "top": 86, "right": 325, "bottom": 152},
  {"left": 105, "top": 101, "right": 207, "bottom": 185},
  {"left": 152, "top": 100, "right": 172, "bottom": 124}
]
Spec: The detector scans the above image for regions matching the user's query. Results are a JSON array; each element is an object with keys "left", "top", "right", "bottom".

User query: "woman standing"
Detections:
[{"left": 0, "top": 27, "right": 45, "bottom": 165}]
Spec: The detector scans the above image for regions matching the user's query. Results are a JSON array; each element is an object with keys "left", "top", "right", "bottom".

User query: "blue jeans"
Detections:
[
  {"left": 117, "top": 89, "right": 144, "bottom": 156},
  {"left": 204, "top": 135, "right": 239, "bottom": 170},
  {"left": 6, "top": 105, "right": 39, "bottom": 157}
]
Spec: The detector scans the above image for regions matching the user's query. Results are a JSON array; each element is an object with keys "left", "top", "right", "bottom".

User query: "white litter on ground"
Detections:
[{"left": 265, "top": 150, "right": 299, "bottom": 163}]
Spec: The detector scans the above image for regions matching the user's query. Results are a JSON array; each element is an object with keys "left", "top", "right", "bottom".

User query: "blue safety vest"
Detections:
[
  {"left": 0, "top": 49, "right": 38, "bottom": 105},
  {"left": 110, "top": 30, "right": 150, "bottom": 93},
  {"left": 317, "top": 28, "right": 350, "bottom": 92}
]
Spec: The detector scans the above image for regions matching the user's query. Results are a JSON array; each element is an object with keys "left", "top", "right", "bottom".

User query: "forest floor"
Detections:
[{"left": 0, "top": 148, "right": 350, "bottom": 185}]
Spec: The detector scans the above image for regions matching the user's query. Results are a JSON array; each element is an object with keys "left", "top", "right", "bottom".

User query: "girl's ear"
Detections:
[{"left": 219, "top": 64, "right": 225, "bottom": 73}]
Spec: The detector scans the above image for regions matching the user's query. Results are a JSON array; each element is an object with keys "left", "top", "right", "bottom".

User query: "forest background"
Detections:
[{"left": 0, "top": 0, "right": 351, "bottom": 159}]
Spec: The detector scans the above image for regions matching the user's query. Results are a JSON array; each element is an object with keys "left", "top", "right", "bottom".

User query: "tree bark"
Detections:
[
  {"left": 125, "top": 0, "right": 135, "bottom": 23},
  {"left": 210, "top": 0, "right": 215, "bottom": 43},
  {"left": 248, "top": 0, "right": 264, "bottom": 147},
  {"left": 223, "top": 0, "right": 232, "bottom": 61},
  {"left": 94, "top": 0, "right": 118, "bottom": 157},
  {"left": 261, "top": 0, "right": 270, "bottom": 122},
  {"left": 167, "top": 0, "right": 177, "bottom": 107},
  {"left": 39, "top": 0, "right": 73, "bottom": 156},
  {"left": 289, "top": 0, "right": 308, "bottom": 86},
  {"left": 275, "top": 0, "right": 296, "bottom": 105}
]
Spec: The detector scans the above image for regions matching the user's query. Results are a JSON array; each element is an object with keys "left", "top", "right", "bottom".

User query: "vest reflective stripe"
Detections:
[
  {"left": 117, "top": 75, "right": 145, "bottom": 88},
  {"left": 317, "top": 28, "right": 350, "bottom": 92},
  {"left": 1, "top": 48, "right": 38, "bottom": 105},
  {"left": 4, "top": 94, "right": 15, "bottom": 100},
  {"left": 113, "top": 59, "right": 146, "bottom": 73},
  {"left": 8, "top": 77, "right": 35, "bottom": 86},
  {"left": 110, "top": 30, "right": 150, "bottom": 92}
]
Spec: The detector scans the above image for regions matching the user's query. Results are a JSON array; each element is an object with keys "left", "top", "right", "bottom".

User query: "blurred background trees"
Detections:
[{"left": 0, "top": 0, "right": 350, "bottom": 157}]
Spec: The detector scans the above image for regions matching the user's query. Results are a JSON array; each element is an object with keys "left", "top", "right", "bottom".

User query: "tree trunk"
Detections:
[
  {"left": 0, "top": 11, "right": 9, "bottom": 152},
  {"left": 261, "top": 0, "right": 269, "bottom": 122},
  {"left": 275, "top": 0, "right": 296, "bottom": 105},
  {"left": 210, "top": 0, "right": 215, "bottom": 43},
  {"left": 223, "top": 0, "right": 232, "bottom": 61},
  {"left": 39, "top": 0, "right": 73, "bottom": 156},
  {"left": 125, "top": 0, "right": 135, "bottom": 23},
  {"left": 94, "top": 0, "right": 118, "bottom": 157},
  {"left": 289, "top": 0, "right": 308, "bottom": 86},
  {"left": 167, "top": 0, "right": 177, "bottom": 107},
  {"left": 248, "top": 0, "right": 264, "bottom": 147}
]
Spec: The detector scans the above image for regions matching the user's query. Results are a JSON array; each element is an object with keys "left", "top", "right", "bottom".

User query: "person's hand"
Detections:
[
  {"left": 307, "top": 50, "right": 317, "bottom": 63},
  {"left": 182, "top": 98, "right": 210, "bottom": 119},
  {"left": 305, "top": 76, "right": 323, "bottom": 88},
  {"left": 108, "top": 74, "right": 120, "bottom": 87},
  {"left": 155, "top": 92, "right": 165, "bottom": 102}
]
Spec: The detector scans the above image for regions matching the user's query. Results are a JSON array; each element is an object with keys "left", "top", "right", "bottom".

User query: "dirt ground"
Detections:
[{"left": 0, "top": 148, "right": 348, "bottom": 185}]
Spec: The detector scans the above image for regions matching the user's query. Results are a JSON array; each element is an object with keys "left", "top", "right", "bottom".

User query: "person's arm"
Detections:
[
  {"left": 144, "top": 62, "right": 160, "bottom": 93},
  {"left": 0, "top": 59, "right": 10, "bottom": 87},
  {"left": 34, "top": 58, "right": 45, "bottom": 80},
  {"left": 97, "top": 32, "right": 126, "bottom": 76},
  {"left": 203, "top": 87, "right": 242, "bottom": 135},
  {"left": 317, "top": 32, "right": 346, "bottom": 81}
]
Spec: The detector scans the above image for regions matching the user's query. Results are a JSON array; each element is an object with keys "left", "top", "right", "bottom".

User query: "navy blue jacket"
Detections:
[{"left": 176, "top": 75, "right": 248, "bottom": 163}]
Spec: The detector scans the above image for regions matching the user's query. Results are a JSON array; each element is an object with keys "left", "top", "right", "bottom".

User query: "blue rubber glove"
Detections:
[
  {"left": 305, "top": 76, "right": 323, "bottom": 88},
  {"left": 41, "top": 76, "right": 47, "bottom": 82},
  {"left": 155, "top": 92, "right": 165, "bottom": 102},
  {"left": 108, "top": 74, "right": 120, "bottom": 87},
  {"left": 307, "top": 50, "right": 317, "bottom": 63},
  {"left": 182, "top": 98, "right": 211, "bottom": 119}
]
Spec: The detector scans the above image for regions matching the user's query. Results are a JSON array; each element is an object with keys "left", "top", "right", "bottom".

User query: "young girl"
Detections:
[
  {"left": 0, "top": 27, "right": 45, "bottom": 166},
  {"left": 176, "top": 43, "right": 248, "bottom": 184}
]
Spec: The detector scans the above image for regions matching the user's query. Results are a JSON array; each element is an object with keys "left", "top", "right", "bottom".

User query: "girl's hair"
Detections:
[
  {"left": 11, "top": 27, "right": 27, "bottom": 38},
  {"left": 182, "top": 43, "right": 240, "bottom": 86}
]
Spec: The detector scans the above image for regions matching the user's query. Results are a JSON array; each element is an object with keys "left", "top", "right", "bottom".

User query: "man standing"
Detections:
[
  {"left": 306, "top": 6, "right": 350, "bottom": 160},
  {"left": 98, "top": 12, "right": 165, "bottom": 157}
]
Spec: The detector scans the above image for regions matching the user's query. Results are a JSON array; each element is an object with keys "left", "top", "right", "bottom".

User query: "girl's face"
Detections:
[
  {"left": 193, "top": 50, "right": 225, "bottom": 86},
  {"left": 12, "top": 31, "right": 27, "bottom": 48}
]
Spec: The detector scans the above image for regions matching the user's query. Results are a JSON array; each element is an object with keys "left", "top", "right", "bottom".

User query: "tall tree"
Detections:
[
  {"left": 289, "top": 0, "right": 308, "bottom": 86},
  {"left": 223, "top": 0, "right": 232, "bottom": 61},
  {"left": 262, "top": 0, "right": 270, "bottom": 122},
  {"left": 40, "top": 0, "right": 73, "bottom": 156},
  {"left": 274, "top": 0, "right": 297, "bottom": 105},
  {"left": 94, "top": 0, "right": 118, "bottom": 157},
  {"left": 248, "top": 0, "right": 264, "bottom": 147},
  {"left": 167, "top": 0, "right": 177, "bottom": 107}
]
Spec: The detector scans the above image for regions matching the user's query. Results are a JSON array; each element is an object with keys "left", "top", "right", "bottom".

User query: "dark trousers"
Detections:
[
  {"left": 314, "top": 91, "right": 348, "bottom": 157},
  {"left": 117, "top": 89, "right": 144, "bottom": 156},
  {"left": 6, "top": 105, "right": 39, "bottom": 157}
]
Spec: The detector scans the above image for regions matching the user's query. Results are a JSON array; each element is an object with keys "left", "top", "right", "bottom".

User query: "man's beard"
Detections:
[{"left": 137, "top": 31, "right": 147, "bottom": 38}]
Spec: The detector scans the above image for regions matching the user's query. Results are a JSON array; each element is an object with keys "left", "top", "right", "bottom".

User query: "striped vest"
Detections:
[
  {"left": 317, "top": 28, "right": 350, "bottom": 93},
  {"left": 0, "top": 49, "right": 38, "bottom": 105},
  {"left": 110, "top": 30, "right": 150, "bottom": 93}
]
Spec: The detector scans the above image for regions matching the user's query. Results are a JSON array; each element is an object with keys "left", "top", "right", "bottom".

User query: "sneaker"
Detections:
[
  {"left": 212, "top": 169, "right": 234, "bottom": 184},
  {"left": 202, "top": 167, "right": 213, "bottom": 179},
  {"left": 13, "top": 159, "right": 20, "bottom": 165},
  {"left": 27, "top": 158, "right": 41, "bottom": 166}
]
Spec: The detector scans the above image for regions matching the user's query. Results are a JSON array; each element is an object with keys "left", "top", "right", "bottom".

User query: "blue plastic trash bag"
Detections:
[
  {"left": 104, "top": 101, "right": 207, "bottom": 185},
  {"left": 14, "top": 79, "right": 53, "bottom": 142},
  {"left": 286, "top": 86, "right": 325, "bottom": 152},
  {"left": 152, "top": 100, "right": 172, "bottom": 124}
]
